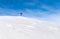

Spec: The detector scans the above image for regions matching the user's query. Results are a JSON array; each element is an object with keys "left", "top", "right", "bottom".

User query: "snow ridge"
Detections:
[{"left": 0, "top": 16, "right": 60, "bottom": 39}]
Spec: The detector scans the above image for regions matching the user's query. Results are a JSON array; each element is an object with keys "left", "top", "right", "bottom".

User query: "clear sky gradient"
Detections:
[
  {"left": 0, "top": 0, "right": 60, "bottom": 9},
  {"left": 0, "top": 0, "right": 60, "bottom": 20}
]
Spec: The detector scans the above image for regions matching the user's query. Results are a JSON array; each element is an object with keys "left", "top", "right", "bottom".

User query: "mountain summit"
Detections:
[{"left": 0, "top": 16, "right": 60, "bottom": 39}]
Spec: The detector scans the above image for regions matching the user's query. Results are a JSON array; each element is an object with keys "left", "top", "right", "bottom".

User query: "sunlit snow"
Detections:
[{"left": 0, "top": 16, "right": 60, "bottom": 39}]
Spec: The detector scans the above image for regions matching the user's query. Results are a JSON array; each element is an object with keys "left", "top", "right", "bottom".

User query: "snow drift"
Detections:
[{"left": 0, "top": 16, "right": 60, "bottom": 39}]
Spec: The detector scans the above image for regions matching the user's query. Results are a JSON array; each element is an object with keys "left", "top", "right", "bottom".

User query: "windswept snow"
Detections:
[{"left": 0, "top": 16, "right": 60, "bottom": 39}]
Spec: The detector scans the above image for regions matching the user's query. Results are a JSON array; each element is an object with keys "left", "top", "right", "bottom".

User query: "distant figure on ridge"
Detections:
[{"left": 20, "top": 13, "right": 23, "bottom": 16}]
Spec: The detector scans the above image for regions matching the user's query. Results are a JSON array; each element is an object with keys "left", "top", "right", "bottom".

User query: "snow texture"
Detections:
[{"left": 0, "top": 16, "right": 60, "bottom": 39}]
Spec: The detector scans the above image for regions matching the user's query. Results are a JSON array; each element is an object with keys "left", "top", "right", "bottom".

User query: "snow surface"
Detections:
[{"left": 0, "top": 16, "right": 60, "bottom": 39}]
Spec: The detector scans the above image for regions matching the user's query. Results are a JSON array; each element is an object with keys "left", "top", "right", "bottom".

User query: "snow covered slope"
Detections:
[{"left": 0, "top": 16, "right": 60, "bottom": 39}]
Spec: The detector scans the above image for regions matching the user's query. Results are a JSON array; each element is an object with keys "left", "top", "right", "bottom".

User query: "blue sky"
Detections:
[
  {"left": 0, "top": 0, "right": 60, "bottom": 21},
  {"left": 0, "top": 0, "right": 60, "bottom": 10}
]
